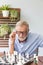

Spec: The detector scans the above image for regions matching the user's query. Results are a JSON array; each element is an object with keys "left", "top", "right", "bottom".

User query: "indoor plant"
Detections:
[
  {"left": 10, "top": 10, "right": 18, "bottom": 22},
  {"left": 0, "top": 24, "right": 11, "bottom": 38},
  {"left": 0, "top": 4, "right": 9, "bottom": 17}
]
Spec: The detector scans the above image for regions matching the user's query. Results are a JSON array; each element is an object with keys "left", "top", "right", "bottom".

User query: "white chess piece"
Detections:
[
  {"left": 34, "top": 54, "right": 38, "bottom": 64},
  {"left": 25, "top": 53, "right": 29, "bottom": 59},
  {"left": 17, "top": 53, "right": 23, "bottom": 65},
  {"left": 17, "top": 60, "right": 23, "bottom": 65}
]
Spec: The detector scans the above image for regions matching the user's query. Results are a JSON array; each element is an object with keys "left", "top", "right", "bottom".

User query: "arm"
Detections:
[{"left": 9, "top": 32, "right": 16, "bottom": 54}]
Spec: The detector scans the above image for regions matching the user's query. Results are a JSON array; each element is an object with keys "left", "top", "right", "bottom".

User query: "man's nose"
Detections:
[{"left": 19, "top": 33, "right": 23, "bottom": 37}]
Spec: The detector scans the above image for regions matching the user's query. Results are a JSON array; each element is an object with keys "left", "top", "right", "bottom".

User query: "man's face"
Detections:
[{"left": 16, "top": 25, "right": 28, "bottom": 41}]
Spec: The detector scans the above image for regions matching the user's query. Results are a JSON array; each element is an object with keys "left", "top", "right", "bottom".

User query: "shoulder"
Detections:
[
  {"left": 27, "top": 32, "right": 42, "bottom": 40},
  {"left": 28, "top": 32, "right": 39, "bottom": 37},
  {"left": 28, "top": 32, "right": 43, "bottom": 40}
]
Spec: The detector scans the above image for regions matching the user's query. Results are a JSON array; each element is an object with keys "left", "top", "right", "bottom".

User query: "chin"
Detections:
[
  {"left": 18, "top": 37, "right": 27, "bottom": 42},
  {"left": 18, "top": 35, "right": 28, "bottom": 42},
  {"left": 19, "top": 39, "right": 25, "bottom": 42}
]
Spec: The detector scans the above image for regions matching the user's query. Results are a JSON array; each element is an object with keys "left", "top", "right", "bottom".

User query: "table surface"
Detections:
[{"left": 24, "top": 56, "right": 43, "bottom": 65}]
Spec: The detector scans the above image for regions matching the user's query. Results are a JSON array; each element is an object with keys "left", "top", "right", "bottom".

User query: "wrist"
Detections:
[{"left": 9, "top": 39, "right": 14, "bottom": 45}]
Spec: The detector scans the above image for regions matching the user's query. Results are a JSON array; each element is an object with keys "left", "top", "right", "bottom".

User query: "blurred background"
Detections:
[{"left": 0, "top": 0, "right": 43, "bottom": 56}]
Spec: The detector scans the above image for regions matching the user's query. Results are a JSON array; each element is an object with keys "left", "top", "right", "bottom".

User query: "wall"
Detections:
[
  {"left": 0, "top": 0, "right": 43, "bottom": 55},
  {"left": 0, "top": 0, "right": 43, "bottom": 35}
]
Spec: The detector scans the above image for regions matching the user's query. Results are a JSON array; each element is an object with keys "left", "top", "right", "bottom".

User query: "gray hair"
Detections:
[{"left": 15, "top": 20, "right": 29, "bottom": 32}]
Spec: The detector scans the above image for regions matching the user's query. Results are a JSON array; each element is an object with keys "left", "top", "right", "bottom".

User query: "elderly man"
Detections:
[{"left": 9, "top": 20, "right": 43, "bottom": 57}]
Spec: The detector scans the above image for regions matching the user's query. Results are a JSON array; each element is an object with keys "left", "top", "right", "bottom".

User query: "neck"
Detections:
[{"left": 18, "top": 37, "right": 27, "bottom": 43}]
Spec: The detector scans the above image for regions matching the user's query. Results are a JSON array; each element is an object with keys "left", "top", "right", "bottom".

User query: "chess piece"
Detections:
[
  {"left": 34, "top": 54, "right": 38, "bottom": 64},
  {"left": 17, "top": 53, "right": 23, "bottom": 65}
]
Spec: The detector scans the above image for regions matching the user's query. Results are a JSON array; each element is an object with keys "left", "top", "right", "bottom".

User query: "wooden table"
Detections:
[{"left": 24, "top": 56, "right": 43, "bottom": 65}]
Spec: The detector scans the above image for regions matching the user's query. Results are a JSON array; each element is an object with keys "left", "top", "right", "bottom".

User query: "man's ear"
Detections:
[{"left": 28, "top": 28, "right": 29, "bottom": 32}]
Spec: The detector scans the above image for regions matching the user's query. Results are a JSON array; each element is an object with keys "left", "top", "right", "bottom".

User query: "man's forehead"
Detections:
[{"left": 16, "top": 25, "right": 27, "bottom": 31}]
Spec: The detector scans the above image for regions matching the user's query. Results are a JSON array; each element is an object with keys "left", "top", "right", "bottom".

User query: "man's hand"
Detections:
[{"left": 9, "top": 32, "right": 16, "bottom": 44}]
